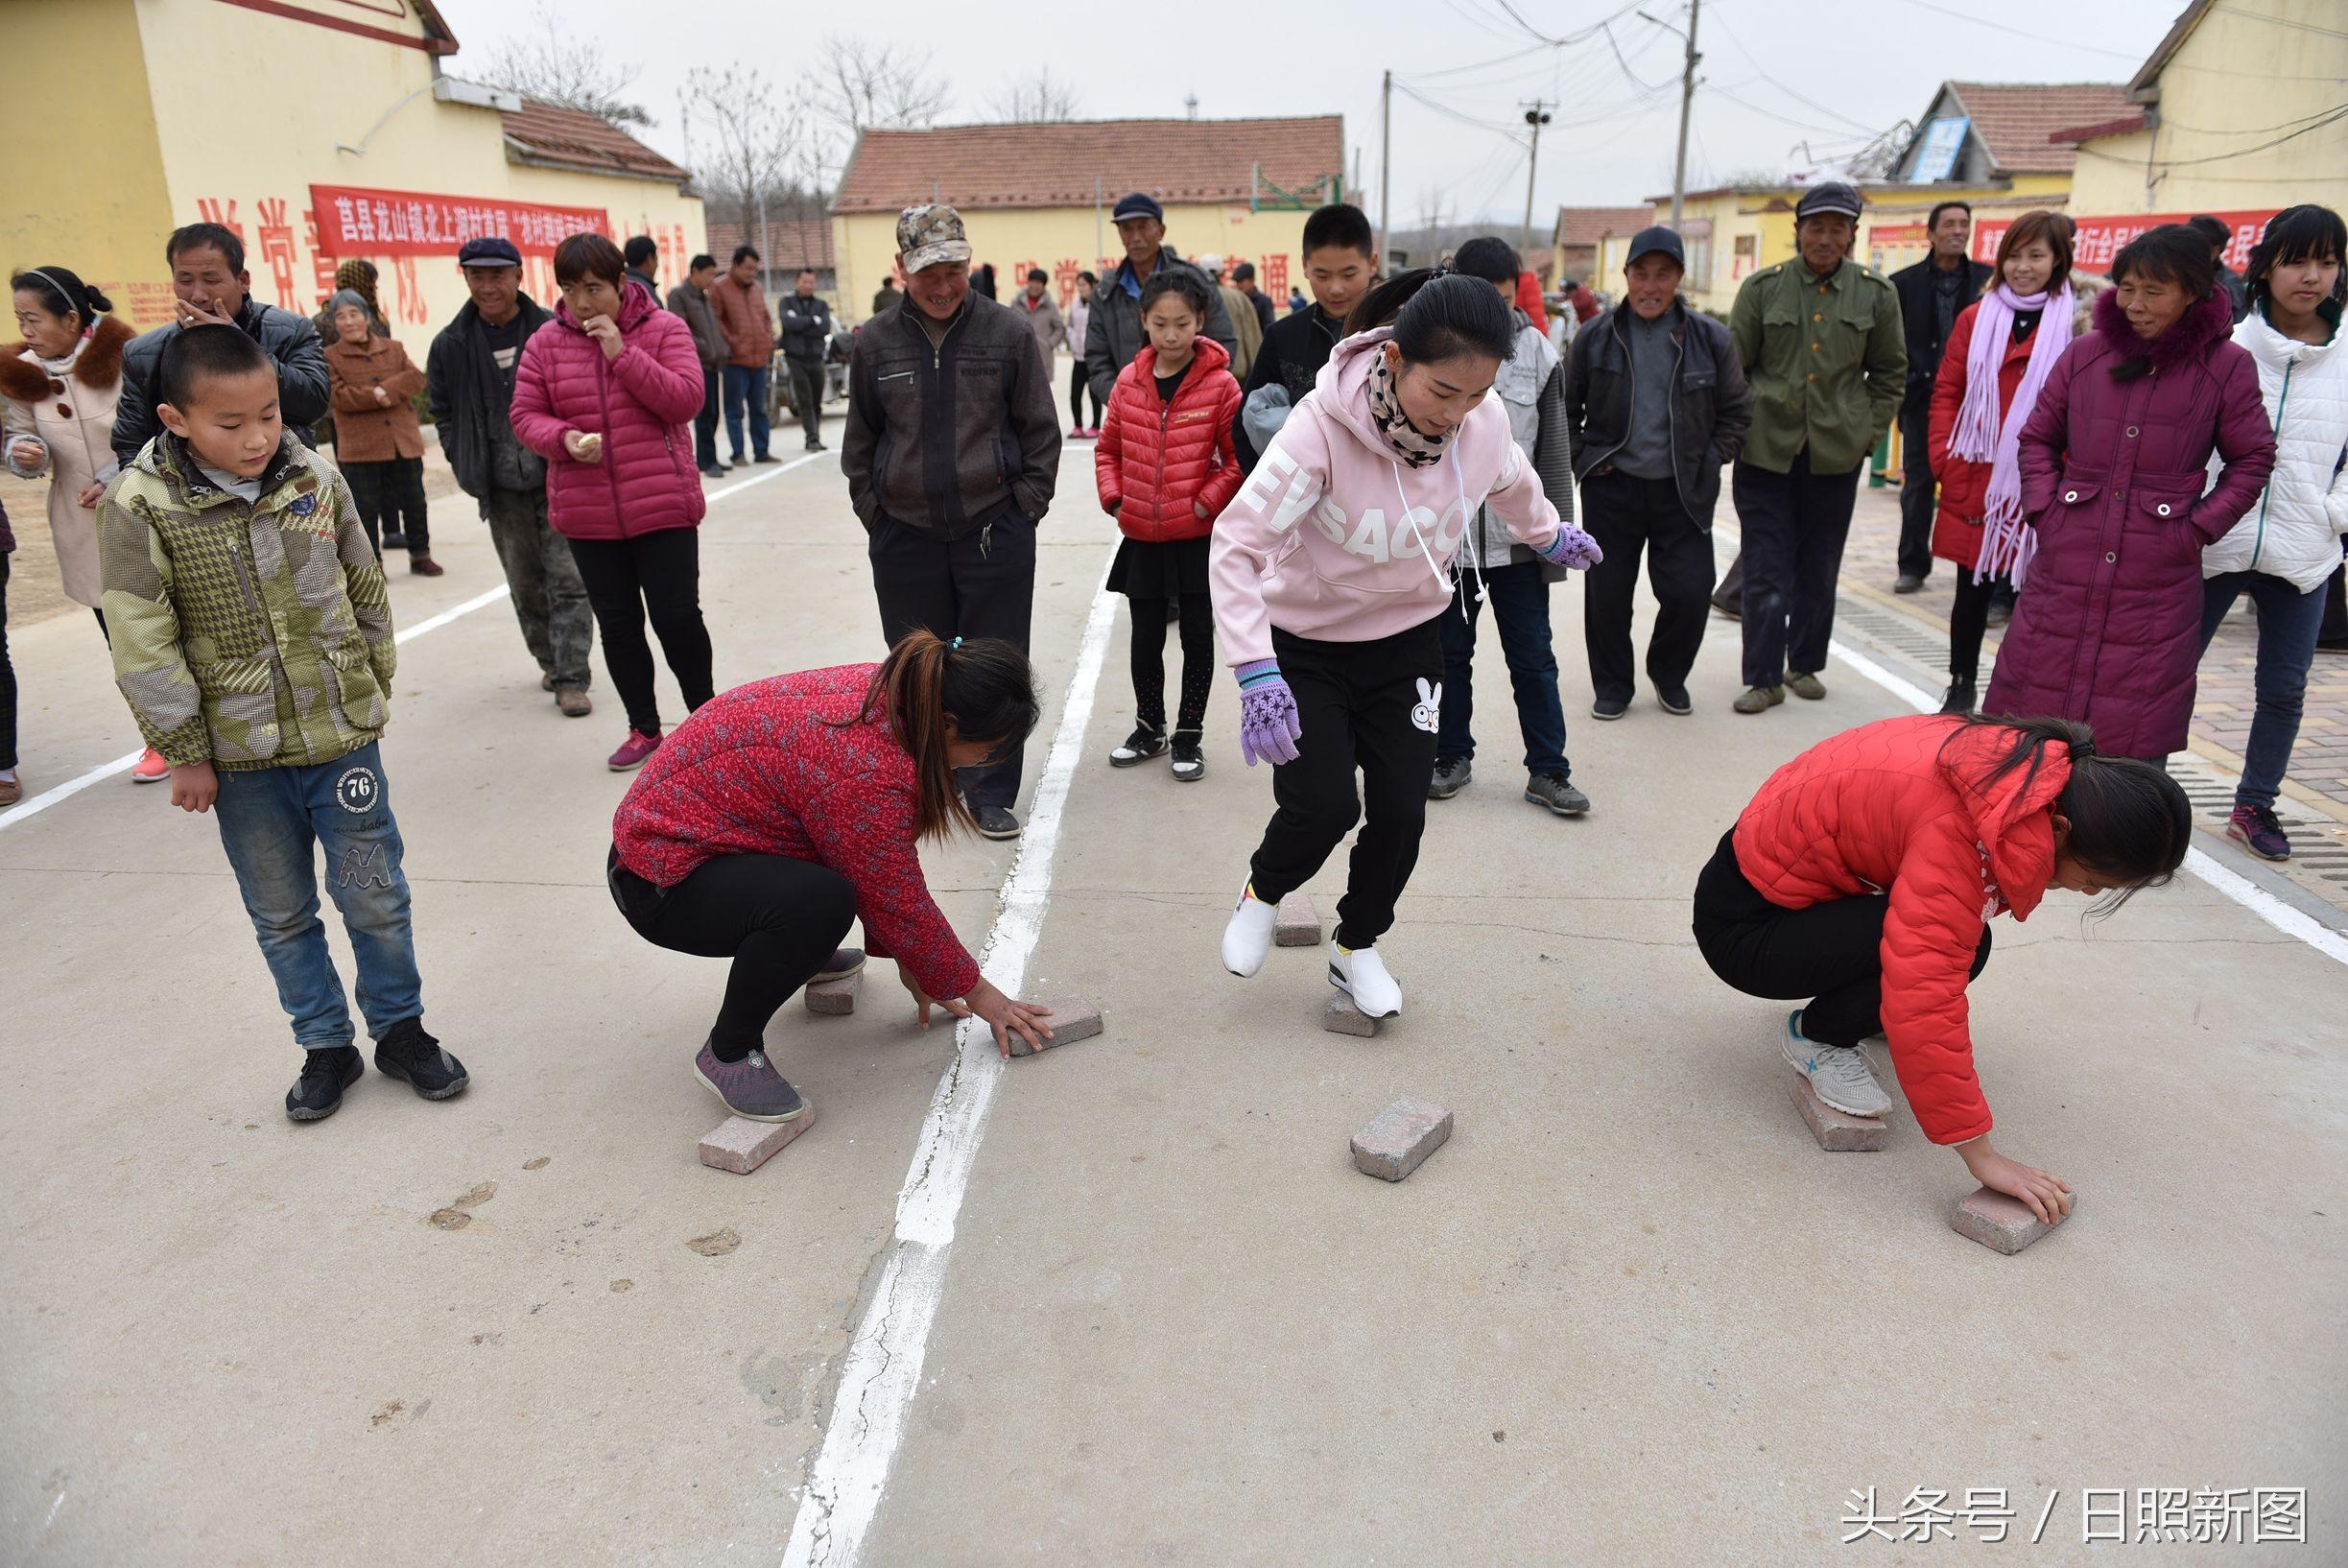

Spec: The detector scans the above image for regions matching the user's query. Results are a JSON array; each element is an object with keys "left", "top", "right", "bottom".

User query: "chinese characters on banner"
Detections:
[
  {"left": 310, "top": 185, "right": 611, "bottom": 256},
  {"left": 1972, "top": 209, "right": 2280, "bottom": 273},
  {"left": 1029, "top": 253, "right": 1299, "bottom": 312}
]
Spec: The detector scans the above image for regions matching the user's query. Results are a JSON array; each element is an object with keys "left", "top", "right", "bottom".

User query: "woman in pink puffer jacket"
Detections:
[{"left": 512, "top": 232, "right": 716, "bottom": 772}]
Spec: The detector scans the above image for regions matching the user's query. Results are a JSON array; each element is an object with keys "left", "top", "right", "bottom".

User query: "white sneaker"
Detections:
[
  {"left": 1780, "top": 1010, "right": 1892, "bottom": 1118},
  {"left": 1329, "top": 940, "right": 1402, "bottom": 1018},
  {"left": 1221, "top": 884, "right": 1277, "bottom": 977}
]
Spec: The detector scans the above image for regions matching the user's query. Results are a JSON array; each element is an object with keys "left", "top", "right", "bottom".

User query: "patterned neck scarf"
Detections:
[{"left": 1365, "top": 350, "right": 1449, "bottom": 468}]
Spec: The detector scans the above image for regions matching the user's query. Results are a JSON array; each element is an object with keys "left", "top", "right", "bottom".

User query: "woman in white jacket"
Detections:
[{"left": 2198, "top": 205, "right": 2347, "bottom": 862}]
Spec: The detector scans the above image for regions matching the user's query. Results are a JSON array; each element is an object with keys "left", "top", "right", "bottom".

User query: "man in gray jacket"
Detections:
[
  {"left": 842, "top": 203, "right": 1061, "bottom": 840},
  {"left": 1083, "top": 192, "right": 1238, "bottom": 412},
  {"left": 668, "top": 253, "right": 729, "bottom": 478}
]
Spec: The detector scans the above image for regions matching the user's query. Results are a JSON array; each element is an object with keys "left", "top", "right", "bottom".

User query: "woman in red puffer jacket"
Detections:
[
  {"left": 512, "top": 232, "right": 714, "bottom": 772},
  {"left": 1095, "top": 271, "right": 1243, "bottom": 781},
  {"left": 1693, "top": 712, "right": 2189, "bottom": 1226}
]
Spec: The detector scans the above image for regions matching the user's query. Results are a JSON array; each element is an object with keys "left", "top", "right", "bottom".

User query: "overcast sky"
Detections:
[{"left": 434, "top": 0, "right": 2169, "bottom": 229}]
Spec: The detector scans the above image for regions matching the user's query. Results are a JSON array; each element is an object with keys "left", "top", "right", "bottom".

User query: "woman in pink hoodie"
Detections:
[
  {"left": 1208, "top": 268, "right": 1601, "bottom": 1017},
  {"left": 512, "top": 232, "right": 713, "bottom": 772}
]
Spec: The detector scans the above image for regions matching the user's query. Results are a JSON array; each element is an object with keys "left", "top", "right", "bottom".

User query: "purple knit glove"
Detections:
[
  {"left": 1235, "top": 659, "right": 1302, "bottom": 768},
  {"left": 1536, "top": 522, "right": 1603, "bottom": 570}
]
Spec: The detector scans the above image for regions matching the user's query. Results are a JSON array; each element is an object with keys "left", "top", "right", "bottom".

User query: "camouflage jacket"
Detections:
[{"left": 99, "top": 434, "right": 395, "bottom": 771}]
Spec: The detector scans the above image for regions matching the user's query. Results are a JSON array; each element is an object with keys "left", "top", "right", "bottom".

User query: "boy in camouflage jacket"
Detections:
[{"left": 100, "top": 324, "right": 467, "bottom": 1121}]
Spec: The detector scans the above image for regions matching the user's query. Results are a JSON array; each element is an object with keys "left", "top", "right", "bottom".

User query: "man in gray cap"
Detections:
[
  {"left": 1566, "top": 225, "right": 1752, "bottom": 720},
  {"left": 1083, "top": 192, "right": 1238, "bottom": 414},
  {"left": 1720, "top": 180, "right": 1905, "bottom": 715},
  {"left": 842, "top": 203, "right": 1062, "bottom": 840}
]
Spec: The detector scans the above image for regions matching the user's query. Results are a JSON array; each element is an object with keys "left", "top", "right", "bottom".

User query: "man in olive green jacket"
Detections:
[{"left": 1721, "top": 181, "right": 1906, "bottom": 713}]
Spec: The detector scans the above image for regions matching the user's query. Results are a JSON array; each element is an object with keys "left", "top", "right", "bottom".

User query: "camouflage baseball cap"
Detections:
[{"left": 896, "top": 203, "right": 973, "bottom": 273}]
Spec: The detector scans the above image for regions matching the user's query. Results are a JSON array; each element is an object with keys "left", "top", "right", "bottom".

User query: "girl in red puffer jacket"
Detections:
[
  {"left": 1693, "top": 712, "right": 2189, "bottom": 1227},
  {"left": 1096, "top": 270, "right": 1244, "bottom": 781}
]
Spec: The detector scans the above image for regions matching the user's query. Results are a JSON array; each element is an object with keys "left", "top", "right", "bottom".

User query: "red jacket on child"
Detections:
[
  {"left": 1095, "top": 336, "right": 1243, "bottom": 543},
  {"left": 1732, "top": 714, "right": 2072, "bottom": 1146}
]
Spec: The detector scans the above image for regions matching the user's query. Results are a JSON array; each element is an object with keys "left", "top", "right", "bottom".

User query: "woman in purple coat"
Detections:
[{"left": 1984, "top": 226, "right": 2275, "bottom": 762}]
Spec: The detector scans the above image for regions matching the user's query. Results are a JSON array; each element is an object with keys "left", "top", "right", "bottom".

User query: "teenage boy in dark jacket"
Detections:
[
  {"left": 1234, "top": 202, "right": 1379, "bottom": 472},
  {"left": 842, "top": 204, "right": 1060, "bottom": 841}
]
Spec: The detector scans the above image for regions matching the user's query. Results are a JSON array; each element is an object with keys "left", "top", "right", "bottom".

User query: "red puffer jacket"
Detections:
[
  {"left": 1096, "top": 336, "right": 1244, "bottom": 543},
  {"left": 1732, "top": 714, "right": 2071, "bottom": 1145},
  {"left": 510, "top": 281, "right": 707, "bottom": 541},
  {"left": 1924, "top": 299, "right": 2036, "bottom": 570}
]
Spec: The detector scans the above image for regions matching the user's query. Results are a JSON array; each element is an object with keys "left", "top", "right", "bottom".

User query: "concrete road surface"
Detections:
[{"left": 4, "top": 428, "right": 2342, "bottom": 1566}]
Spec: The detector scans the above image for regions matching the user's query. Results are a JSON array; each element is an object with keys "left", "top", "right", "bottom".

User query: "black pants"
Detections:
[
  {"left": 0, "top": 553, "right": 15, "bottom": 772},
  {"left": 2320, "top": 541, "right": 2348, "bottom": 646},
  {"left": 1895, "top": 392, "right": 1935, "bottom": 581},
  {"left": 608, "top": 849, "right": 857, "bottom": 1060},
  {"left": 787, "top": 358, "right": 825, "bottom": 447},
  {"left": 342, "top": 456, "right": 429, "bottom": 558},
  {"left": 1581, "top": 469, "right": 1716, "bottom": 703},
  {"left": 695, "top": 367, "right": 722, "bottom": 469},
  {"left": 868, "top": 508, "right": 1035, "bottom": 809},
  {"left": 1069, "top": 359, "right": 1099, "bottom": 429},
  {"left": 1948, "top": 566, "right": 2011, "bottom": 684},
  {"left": 1129, "top": 593, "right": 1214, "bottom": 735},
  {"left": 567, "top": 528, "right": 716, "bottom": 734},
  {"left": 1692, "top": 830, "right": 1991, "bottom": 1048},
  {"left": 1247, "top": 618, "right": 1442, "bottom": 950},
  {"left": 1733, "top": 451, "right": 1863, "bottom": 688}
]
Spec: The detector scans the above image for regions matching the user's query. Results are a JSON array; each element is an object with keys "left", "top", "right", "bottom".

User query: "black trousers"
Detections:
[
  {"left": 868, "top": 507, "right": 1036, "bottom": 809},
  {"left": 786, "top": 357, "right": 825, "bottom": 447},
  {"left": 608, "top": 849, "right": 857, "bottom": 1059},
  {"left": 1895, "top": 392, "right": 1936, "bottom": 581},
  {"left": 1129, "top": 593, "right": 1214, "bottom": 735},
  {"left": 1069, "top": 359, "right": 1099, "bottom": 429},
  {"left": 1247, "top": 618, "right": 1442, "bottom": 950},
  {"left": 0, "top": 553, "right": 15, "bottom": 772},
  {"left": 567, "top": 528, "right": 716, "bottom": 735},
  {"left": 1733, "top": 451, "right": 1863, "bottom": 688},
  {"left": 1948, "top": 566, "right": 2010, "bottom": 684},
  {"left": 1692, "top": 830, "right": 1991, "bottom": 1048},
  {"left": 342, "top": 456, "right": 429, "bottom": 558},
  {"left": 695, "top": 367, "right": 722, "bottom": 469},
  {"left": 1581, "top": 469, "right": 1716, "bottom": 703}
]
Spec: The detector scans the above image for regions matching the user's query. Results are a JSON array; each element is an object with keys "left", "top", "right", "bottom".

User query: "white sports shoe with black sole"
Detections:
[{"left": 1328, "top": 940, "right": 1402, "bottom": 1018}]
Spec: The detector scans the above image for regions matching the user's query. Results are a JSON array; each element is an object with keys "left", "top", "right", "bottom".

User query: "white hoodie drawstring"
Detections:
[{"left": 1389, "top": 450, "right": 1486, "bottom": 622}]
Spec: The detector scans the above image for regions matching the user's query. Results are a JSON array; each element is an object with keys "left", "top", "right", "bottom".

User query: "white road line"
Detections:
[
  {"left": 0, "top": 451, "right": 830, "bottom": 836},
  {"left": 782, "top": 564, "right": 1121, "bottom": 1568}
]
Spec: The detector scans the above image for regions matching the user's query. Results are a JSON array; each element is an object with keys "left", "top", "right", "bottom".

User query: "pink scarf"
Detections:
[{"left": 1954, "top": 280, "right": 2074, "bottom": 586}]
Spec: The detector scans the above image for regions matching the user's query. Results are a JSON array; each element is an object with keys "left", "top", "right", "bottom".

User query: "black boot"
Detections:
[
  {"left": 373, "top": 1018, "right": 470, "bottom": 1101},
  {"left": 1939, "top": 677, "right": 1978, "bottom": 715},
  {"left": 286, "top": 1045, "right": 364, "bottom": 1122}
]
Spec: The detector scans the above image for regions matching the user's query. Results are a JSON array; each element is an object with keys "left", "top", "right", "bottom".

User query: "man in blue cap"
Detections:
[{"left": 1083, "top": 192, "right": 1237, "bottom": 414}]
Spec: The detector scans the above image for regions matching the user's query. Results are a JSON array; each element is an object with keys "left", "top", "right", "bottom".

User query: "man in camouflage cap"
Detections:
[{"left": 842, "top": 203, "right": 1061, "bottom": 840}]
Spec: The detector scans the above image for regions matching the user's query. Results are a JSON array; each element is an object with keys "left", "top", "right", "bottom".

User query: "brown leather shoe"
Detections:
[
  {"left": 556, "top": 684, "right": 593, "bottom": 718},
  {"left": 540, "top": 673, "right": 556, "bottom": 692},
  {"left": 0, "top": 773, "right": 20, "bottom": 808},
  {"left": 409, "top": 555, "right": 445, "bottom": 577}
]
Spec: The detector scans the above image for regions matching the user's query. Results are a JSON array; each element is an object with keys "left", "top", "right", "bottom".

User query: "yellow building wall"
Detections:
[
  {"left": 0, "top": 0, "right": 176, "bottom": 328},
  {"left": 834, "top": 203, "right": 1315, "bottom": 324}
]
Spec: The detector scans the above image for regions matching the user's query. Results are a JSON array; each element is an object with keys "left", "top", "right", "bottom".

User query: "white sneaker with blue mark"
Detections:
[{"left": 1780, "top": 1010, "right": 1892, "bottom": 1119}]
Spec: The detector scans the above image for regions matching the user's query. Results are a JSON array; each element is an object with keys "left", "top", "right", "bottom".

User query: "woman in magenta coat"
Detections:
[
  {"left": 1982, "top": 225, "right": 2276, "bottom": 763},
  {"left": 513, "top": 232, "right": 715, "bottom": 772}
]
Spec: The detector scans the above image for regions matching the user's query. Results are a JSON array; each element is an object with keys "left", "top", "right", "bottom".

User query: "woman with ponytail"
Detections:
[
  {"left": 1694, "top": 712, "right": 2191, "bottom": 1224},
  {"left": 607, "top": 631, "right": 1053, "bottom": 1122},
  {"left": 1209, "top": 267, "right": 1601, "bottom": 1018}
]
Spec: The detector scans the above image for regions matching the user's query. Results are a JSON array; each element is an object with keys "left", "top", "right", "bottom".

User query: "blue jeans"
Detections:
[
  {"left": 2200, "top": 571, "right": 2328, "bottom": 810},
  {"left": 1435, "top": 560, "right": 1570, "bottom": 777},
  {"left": 722, "top": 364, "right": 771, "bottom": 462},
  {"left": 213, "top": 742, "right": 422, "bottom": 1049}
]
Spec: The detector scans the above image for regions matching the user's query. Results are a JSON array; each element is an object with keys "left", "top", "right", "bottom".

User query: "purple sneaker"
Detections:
[
  {"left": 695, "top": 1043, "right": 806, "bottom": 1122},
  {"left": 2227, "top": 803, "right": 2290, "bottom": 862},
  {"left": 606, "top": 727, "right": 662, "bottom": 772}
]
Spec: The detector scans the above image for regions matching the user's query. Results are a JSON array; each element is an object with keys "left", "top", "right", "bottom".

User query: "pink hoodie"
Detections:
[{"left": 1208, "top": 326, "right": 1565, "bottom": 667}]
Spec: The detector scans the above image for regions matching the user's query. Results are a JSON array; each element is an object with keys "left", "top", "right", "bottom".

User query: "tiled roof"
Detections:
[
  {"left": 704, "top": 218, "right": 835, "bottom": 272},
  {"left": 1552, "top": 206, "right": 1653, "bottom": 247},
  {"left": 501, "top": 98, "right": 690, "bottom": 183},
  {"left": 832, "top": 116, "right": 1344, "bottom": 214},
  {"left": 1944, "top": 83, "right": 2134, "bottom": 174}
]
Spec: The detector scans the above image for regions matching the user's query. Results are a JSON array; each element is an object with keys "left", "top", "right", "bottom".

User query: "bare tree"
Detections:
[
  {"left": 984, "top": 68, "right": 1084, "bottom": 125},
  {"left": 1413, "top": 184, "right": 1452, "bottom": 235},
  {"left": 811, "top": 36, "right": 953, "bottom": 139},
  {"left": 476, "top": 5, "right": 652, "bottom": 127}
]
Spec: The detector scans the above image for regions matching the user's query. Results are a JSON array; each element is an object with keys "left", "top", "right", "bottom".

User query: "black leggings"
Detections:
[
  {"left": 568, "top": 528, "right": 716, "bottom": 734},
  {"left": 1948, "top": 566, "right": 2011, "bottom": 684},
  {"left": 1247, "top": 618, "right": 1442, "bottom": 950},
  {"left": 1692, "top": 830, "right": 1991, "bottom": 1046},
  {"left": 0, "top": 554, "right": 15, "bottom": 772},
  {"left": 608, "top": 850, "right": 857, "bottom": 1060},
  {"left": 1069, "top": 359, "right": 1098, "bottom": 429},
  {"left": 1127, "top": 593, "right": 1214, "bottom": 736}
]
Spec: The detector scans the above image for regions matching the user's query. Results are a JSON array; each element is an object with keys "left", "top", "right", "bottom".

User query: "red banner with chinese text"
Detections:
[
  {"left": 1973, "top": 209, "right": 2280, "bottom": 274},
  {"left": 308, "top": 184, "right": 610, "bottom": 258}
]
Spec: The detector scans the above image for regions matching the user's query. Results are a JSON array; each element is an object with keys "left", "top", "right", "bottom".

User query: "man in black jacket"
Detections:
[
  {"left": 1566, "top": 226, "right": 1753, "bottom": 718},
  {"left": 1083, "top": 192, "right": 1238, "bottom": 413},
  {"left": 1234, "top": 202, "right": 1379, "bottom": 472},
  {"left": 777, "top": 270, "right": 835, "bottom": 452},
  {"left": 113, "top": 223, "right": 330, "bottom": 465},
  {"left": 1887, "top": 202, "right": 1991, "bottom": 591},
  {"left": 843, "top": 204, "right": 1061, "bottom": 840},
  {"left": 623, "top": 235, "right": 661, "bottom": 301},
  {"left": 425, "top": 237, "right": 594, "bottom": 715}
]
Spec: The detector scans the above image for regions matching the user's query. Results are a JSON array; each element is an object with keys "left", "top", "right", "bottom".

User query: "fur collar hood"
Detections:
[
  {"left": 0, "top": 313, "right": 133, "bottom": 401},
  {"left": 2091, "top": 287, "right": 2237, "bottom": 373}
]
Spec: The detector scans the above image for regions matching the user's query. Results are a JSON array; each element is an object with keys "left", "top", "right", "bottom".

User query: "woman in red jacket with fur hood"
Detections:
[{"left": 1693, "top": 712, "right": 2189, "bottom": 1224}]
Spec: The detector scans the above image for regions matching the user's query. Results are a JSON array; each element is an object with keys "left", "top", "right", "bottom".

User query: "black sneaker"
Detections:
[
  {"left": 1591, "top": 696, "right": 1629, "bottom": 721},
  {"left": 1525, "top": 772, "right": 1591, "bottom": 816},
  {"left": 1429, "top": 756, "right": 1472, "bottom": 799},
  {"left": 373, "top": 1018, "right": 469, "bottom": 1101},
  {"left": 1170, "top": 731, "right": 1206, "bottom": 782},
  {"left": 1110, "top": 725, "right": 1168, "bottom": 767},
  {"left": 286, "top": 1045, "right": 364, "bottom": 1122},
  {"left": 1656, "top": 685, "right": 1694, "bottom": 716},
  {"left": 1939, "top": 678, "right": 1978, "bottom": 715},
  {"left": 973, "top": 805, "right": 1022, "bottom": 841}
]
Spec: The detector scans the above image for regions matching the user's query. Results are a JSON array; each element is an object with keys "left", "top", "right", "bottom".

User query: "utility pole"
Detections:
[
  {"left": 1672, "top": 0, "right": 1702, "bottom": 226},
  {"left": 1379, "top": 70, "right": 1391, "bottom": 269},
  {"left": 1521, "top": 101, "right": 1553, "bottom": 244}
]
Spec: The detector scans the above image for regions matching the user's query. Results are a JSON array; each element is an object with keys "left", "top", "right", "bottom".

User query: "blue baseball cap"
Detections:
[
  {"left": 1111, "top": 192, "right": 1164, "bottom": 224},
  {"left": 458, "top": 235, "right": 523, "bottom": 269}
]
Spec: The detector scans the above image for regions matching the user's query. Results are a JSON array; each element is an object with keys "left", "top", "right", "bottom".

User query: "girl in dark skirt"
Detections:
[{"left": 1094, "top": 270, "right": 1245, "bottom": 780}]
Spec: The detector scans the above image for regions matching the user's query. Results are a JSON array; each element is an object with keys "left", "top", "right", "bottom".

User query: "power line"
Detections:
[
  {"left": 2075, "top": 104, "right": 2348, "bottom": 169},
  {"left": 1706, "top": 8, "right": 1881, "bottom": 133},
  {"left": 1882, "top": 0, "right": 2143, "bottom": 59}
]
